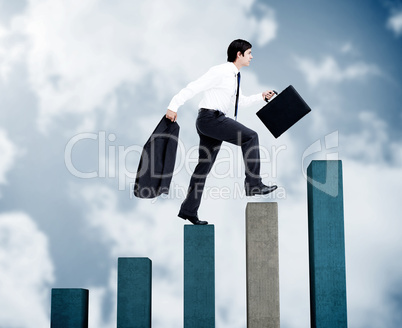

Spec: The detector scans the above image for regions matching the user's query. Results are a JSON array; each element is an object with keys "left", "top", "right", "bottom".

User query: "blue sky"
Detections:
[{"left": 0, "top": 0, "right": 402, "bottom": 327}]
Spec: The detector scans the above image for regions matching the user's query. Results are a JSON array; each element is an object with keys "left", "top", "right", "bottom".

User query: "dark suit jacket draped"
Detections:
[{"left": 134, "top": 116, "right": 180, "bottom": 198}]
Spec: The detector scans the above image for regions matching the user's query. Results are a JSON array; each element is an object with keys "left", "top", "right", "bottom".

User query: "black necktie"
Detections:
[{"left": 234, "top": 72, "right": 241, "bottom": 121}]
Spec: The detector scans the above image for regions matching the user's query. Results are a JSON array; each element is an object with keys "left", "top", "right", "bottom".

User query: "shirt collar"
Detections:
[{"left": 227, "top": 62, "right": 239, "bottom": 75}]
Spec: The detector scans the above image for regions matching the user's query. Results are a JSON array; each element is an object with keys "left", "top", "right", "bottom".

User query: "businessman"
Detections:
[{"left": 166, "top": 39, "right": 277, "bottom": 225}]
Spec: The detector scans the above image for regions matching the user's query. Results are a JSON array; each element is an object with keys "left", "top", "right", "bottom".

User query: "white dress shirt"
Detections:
[{"left": 168, "top": 62, "right": 264, "bottom": 115}]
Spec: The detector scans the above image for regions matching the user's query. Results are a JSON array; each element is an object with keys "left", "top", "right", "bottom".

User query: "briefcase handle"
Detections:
[{"left": 264, "top": 90, "right": 278, "bottom": 102}]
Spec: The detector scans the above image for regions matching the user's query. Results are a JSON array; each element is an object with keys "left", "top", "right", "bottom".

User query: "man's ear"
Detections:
[{"left": 237, "top": 51, "right": 243, "bottom": 58}]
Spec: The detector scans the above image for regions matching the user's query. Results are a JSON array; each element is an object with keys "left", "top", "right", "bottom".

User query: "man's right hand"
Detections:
[{"left": 166, "top": 109, "right": 177, "bottom": 122}]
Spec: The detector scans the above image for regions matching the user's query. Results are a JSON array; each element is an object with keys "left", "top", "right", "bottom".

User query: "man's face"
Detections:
[{"left": 238, "top": 48, "right": 253, "bottom": 67}]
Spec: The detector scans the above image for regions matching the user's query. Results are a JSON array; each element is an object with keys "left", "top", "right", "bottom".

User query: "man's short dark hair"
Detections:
[{"left": 227, "top": 39, "right": 252, "bottom": 62}]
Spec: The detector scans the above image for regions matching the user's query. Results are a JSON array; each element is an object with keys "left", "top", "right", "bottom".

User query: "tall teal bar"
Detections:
[
  {"left": 50, "top": 288, "right": 89, "bottom": 328},
  {"left": 307, "top": 160, "right": 348, "bottom": 328},
  {"left": 117, "top": 257, "right": 152, "bottom": 328},
  {"left": 184, "top": 225, "right": 215, "bottom": 328}
]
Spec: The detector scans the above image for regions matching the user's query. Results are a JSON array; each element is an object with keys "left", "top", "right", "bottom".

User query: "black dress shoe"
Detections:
[
  {"left": 178, "top": 213, "right": 208, "bottom": 225},
  {"left": 245, "top": 183, "right": 278, "bottom": 196}
]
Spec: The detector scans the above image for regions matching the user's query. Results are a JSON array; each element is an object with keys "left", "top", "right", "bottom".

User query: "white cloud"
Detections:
[
  {"left": 338, "top": 112, "right": 402, "bottom": 326},
  {"left": 0, "top": 128, "right": 18, "bottom": 186},
  {"left": 294, "top": 55, "right": 380, "bottom": 87},
  {"left": 341, "top": 111, "right": 388, "bottom": 163},
  {"left": 6, "top": 0, "right": 277, "bottom": 132},
  {"left": 250, "top": 4, "right": 277, "bottom": 47},
  {"left": 387, "top": 9, "right": 402, "bottom": 36},
  {"left": 341, "top": 111, "right": 402, "bottom": 166},
  {"left": 0, "top": 212, "right": 54, "bottom": 327},
  {"left": 340, "top": 42, "right": 354, "bottom": 54},
  {"left": 343, "top": 159, "right": 402, "bottom": 328},
  {"left": 0, "top": 23, "right": 25, "bottom": 81},
  {"left": 339, "top": 42, "right": 360, "bottom": 56}
]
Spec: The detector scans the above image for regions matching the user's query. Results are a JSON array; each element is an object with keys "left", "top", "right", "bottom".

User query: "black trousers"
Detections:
[{"left": 179, "top": 108, "right": 262, "bottom": 216}]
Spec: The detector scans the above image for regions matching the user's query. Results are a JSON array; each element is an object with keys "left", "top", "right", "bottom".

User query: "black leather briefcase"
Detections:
[{"left": 256, "top": 85, "right": 311, "bottom": 138}]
